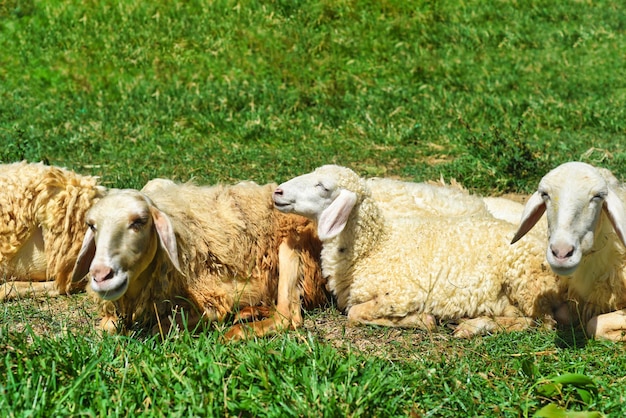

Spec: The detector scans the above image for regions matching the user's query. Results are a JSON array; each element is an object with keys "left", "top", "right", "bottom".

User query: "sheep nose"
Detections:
[
  {"left": 550, "top": 243, "right": 575, "bottom": 260},
  {"left": 274, "top": 188, "right": 283, "bottom": 196},
  {"left": 91, "top": 265, "right": 114, "bottom": 283}
]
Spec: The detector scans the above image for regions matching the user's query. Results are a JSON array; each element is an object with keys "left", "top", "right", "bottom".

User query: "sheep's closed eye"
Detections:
[
  {"left": 130, "top": 217, "right": 148, "bottom": 231},
  {"left": 86, "top": 222, "right": 96, "bottom": 232},
  {"left": 316, "top": 182, "right": 329, "bottom": 192},
  {"left": 591, "top": 192, "right": 606, "bottom": 203}
]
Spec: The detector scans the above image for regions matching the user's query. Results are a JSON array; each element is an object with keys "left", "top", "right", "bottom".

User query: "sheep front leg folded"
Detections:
[
  {"left": 224, "top": 241, "right": 303, "bottom": 340},
  {"left": 347, "top": 299, "right": 436, "bottom": 330},
  {"left": 587, "top": 310, "right": 626, "bottom": 341},
  {"left": 453, "top": 316, "right": 535, "bottom": 338},
  {"left": 452, "top": 305, "right": 544, "bottom": 338}
]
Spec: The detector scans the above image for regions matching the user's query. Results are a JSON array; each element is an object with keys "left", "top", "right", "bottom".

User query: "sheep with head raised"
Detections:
[
  {"left": 273, "top": 165, "right": 566, "bottom": 337},
  {"left": 0, "top": 161, "right": 107, "bottom": 300},
  {"left": 71, "top": 179, "right": 328, "bottom": 338},
  {"left": 511, "top": 161, "right": 626, "bottom": 341}
]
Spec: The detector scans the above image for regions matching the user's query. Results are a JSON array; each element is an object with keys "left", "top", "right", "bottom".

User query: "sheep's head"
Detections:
[
  {"left": 273, "top": 165, "right": 365, "bottom": 241},
  {"left": 70, "top": 189, "right": 181, "bottom": 301},
  {"left": 512, "top": 161, "right": 626, "bottom": 276}
]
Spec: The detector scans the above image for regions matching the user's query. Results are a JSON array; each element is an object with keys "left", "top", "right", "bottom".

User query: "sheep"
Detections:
[
  {"left": 273, "top": 165, "right": 566, "bottom": 337},
  {"left": 511, "top": 161, "right": 626, "bottom": 341},
  {"left": 71, "top": 179, "right": 328, "bottom": 339},
  {"left": 367, "top": 176, "right": 533, "bottom": 226},
  {"left": 366, "top": 177, "right": 489, "bottom": 218},
  {"left": 0, "top": 161, "right": 106, "bottom": 300}
]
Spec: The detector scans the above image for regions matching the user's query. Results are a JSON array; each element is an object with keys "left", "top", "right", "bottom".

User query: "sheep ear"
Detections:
[
  {"left": 511, "top": 191, "right": 546, "bottom": 244},
  {"left": 71, "top": 227, "right": 96, "bottom": 282},
  {"left": 604, "top": 188, "right": 626, "bottom": 247},
  {"left": 150, "top": 206, "right": 183, "bottom": 274},
  {"left": 317, "top": 189, "right": 357, "bottom": 240}
]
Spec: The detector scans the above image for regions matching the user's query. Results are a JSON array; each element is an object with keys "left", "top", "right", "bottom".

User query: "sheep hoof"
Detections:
[
  {"left": 453, "top": 317, "right": 495, "bottom": 338},
  {"left": 587, "top": 312, "right": 626, "bottom": 341},
  {"left": 223, "top": 324, "right": 252, "bottom": 341},
  {"left": 233, "top": 306, "right": 272, "bottom": 323},
  {"left": 97, "top": 316, "right": 119, "bottom": 334}
]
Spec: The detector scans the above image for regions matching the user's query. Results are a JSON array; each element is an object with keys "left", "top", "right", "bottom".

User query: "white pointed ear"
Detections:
[
  {"left": 317, "top": 189, "right": 357, "bottom": 240},
  {"left": 71, "top": 227, "right": 96, "bottom": 282},
  {"left": 604, "top": 187, "right": 626, "bottom": 247},
  {"left": 150, "top": 206, "right": 183, "bottom": 274},
  {"left": 511, "top": 191, "right": 546, "bottom": 244}
]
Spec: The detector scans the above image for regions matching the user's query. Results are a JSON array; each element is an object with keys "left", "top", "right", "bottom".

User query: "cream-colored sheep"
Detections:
[
  {"left": 511, "top": 162, "right": 626, "bottom": 341},
  {"left": 71, "top": 179, "right": 328, "bottom": 339},
  {"left": 1, "top": 161, "right": 106, "bottom": 300},
  {"left": 366, "top": 177, "right": 489, "bottom": 218},
  {"left": 367, "top": 176, "right": 533, "bottom": 226},
  {"left": 273, "top": 165, "right": 566, "bottom": 337}
]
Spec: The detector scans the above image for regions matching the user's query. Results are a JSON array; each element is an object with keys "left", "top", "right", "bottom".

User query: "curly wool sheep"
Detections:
[
  {"left": 273, "top": 165, "right": 566, "bottom": 337},
  {"left": 366, "top": 177, "right": 489, "bottom": 218},
  {"left": 1, "top": 161, "right": 106, "bottom": 300},
  {"left": 511, "top": 162, "right": 626, "bottom": 341},
  {"left": 71, "top": 179, "right": 328, "bottom": 339},
  {"left": 367, "top": 176, "right": 534, "bottom": 227}
]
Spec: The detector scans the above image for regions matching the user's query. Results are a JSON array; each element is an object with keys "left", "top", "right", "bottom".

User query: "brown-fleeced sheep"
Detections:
[
  {"left": 1, "top": 161, "right": 106, "bottom": 300},
  {"left": 71, "top": 179, "right": 328, "bottom": 339}
]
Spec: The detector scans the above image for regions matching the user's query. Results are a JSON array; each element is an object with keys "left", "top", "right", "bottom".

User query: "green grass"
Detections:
[{"left": 2, "top": 0, "right": 626, "bottom": 415}]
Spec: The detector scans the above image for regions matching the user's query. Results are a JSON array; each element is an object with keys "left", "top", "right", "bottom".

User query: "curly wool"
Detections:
[
  {"left": 312, "top": 165, "right": 565, "bottom": 324},
  {"left": 100, "top": 180, "right": 327, "bottom": 330},
  {"left": 0, "top": 161, "right": 105, "bottom": 294}
]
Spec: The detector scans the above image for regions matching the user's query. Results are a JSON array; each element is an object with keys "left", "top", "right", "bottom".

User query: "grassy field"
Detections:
[{"left": 1, "top": 0, "right": 626, "bottom": 416}]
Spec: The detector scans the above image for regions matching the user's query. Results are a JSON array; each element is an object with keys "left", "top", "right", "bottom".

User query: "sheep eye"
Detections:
[
  {"left": 86, "top": 222, "right": 96, "bottom": 232},
  {"left": 539, "top": 191, "right": 549, "bottom": 200},
  {"left": 591, "top": 193, "right": 606, "bottom": 202},
  {"left": 316, "top": 182, "right": 329, "bottom": 192},
  {"left": 130, "top": 217, "right": 148, "bottom": 230}
]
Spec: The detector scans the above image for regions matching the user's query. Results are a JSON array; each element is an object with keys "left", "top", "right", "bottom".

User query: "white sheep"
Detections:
[
  {"left": 0, "top": 161, "right": 106, "bottom": 300},
  {"left": 511, "top": 161, "right": 626, "bottom": 341},
  {"left": 367, "top": 176, "right": 532, "bottom": 226},
  {"left": 71, "top": 179, "right": 328, "bottom": 339},
  {"left": 273, "top": 165, "right": 566, "bottom": 337},
  {"left": 366, "top": 177, "right": 489, "bottom": 218}
]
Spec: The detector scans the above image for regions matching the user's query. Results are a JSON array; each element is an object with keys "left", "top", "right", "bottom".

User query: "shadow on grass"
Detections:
[{"left": 554, "top": 324, "right": 589, "bottom": 350}]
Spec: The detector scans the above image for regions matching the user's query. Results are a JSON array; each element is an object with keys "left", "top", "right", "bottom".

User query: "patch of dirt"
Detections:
[
  {"left": 301, "top": 307, "right": 468, "bottom": 361},
  {"left": 1, "top": 293, "right": 98, "bottom": 338},
  {"left": 1, "top": 294, "right": 488, "bottom": 362}
]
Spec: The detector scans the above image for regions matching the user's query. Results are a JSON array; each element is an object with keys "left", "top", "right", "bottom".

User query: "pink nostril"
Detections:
[
  {"left": 91, "top": 265, "right": 114, "bottom": 283},
  {"left": 274, "top": 188, "right": 283, "bottom": 196},
  {"left": 550, "top": 244, "right": 575, "bottom": 260}
]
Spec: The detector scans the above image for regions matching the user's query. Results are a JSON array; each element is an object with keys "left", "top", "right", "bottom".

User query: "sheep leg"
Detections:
[
  {"left": 587, "top": 310, "right": 626, "bottom": 341},
  {"left": 232, "top": 305, "right": 273, "bottom": 323},
  {"left": 0, "top": 280, "right": 60, "bottom": 301},
  {"left": 347, "top": 300, "right": 436, "bottom": 330},
  {"left": 453, "top": 316, "right": 534, "bottom": 338},
  {"left": 224, "top": 241, "right": 302, "bottom": 340}
]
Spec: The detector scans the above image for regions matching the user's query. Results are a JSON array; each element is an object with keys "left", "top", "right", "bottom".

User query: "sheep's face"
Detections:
[
  {"left": 273, "top": 171, "right": 340, "bottom": 219},
  {"left": 539, "top": 163, "right": 607, "bottom": 275},
  {"left": 274, "top": 166, "right": 359, "bottom": 240},
  {"left": 72, "top": 190, "right": 181, "bottom": 302},
  {"left": 514, "top": 161, "right": 626, "bottom": 276},
  {"left": 83, "top": 191, "right": 160, "bottom": 300}
]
